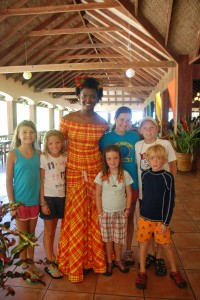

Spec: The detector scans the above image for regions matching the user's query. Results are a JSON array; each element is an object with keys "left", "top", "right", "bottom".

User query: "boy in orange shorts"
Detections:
[{"left": 136, "top": 144, "right": 187, "bottom": 289}]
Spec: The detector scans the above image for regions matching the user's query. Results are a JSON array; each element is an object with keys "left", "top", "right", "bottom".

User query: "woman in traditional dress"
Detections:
[{"left": 57, "top": 76, "right": 107, "bottom": 282}]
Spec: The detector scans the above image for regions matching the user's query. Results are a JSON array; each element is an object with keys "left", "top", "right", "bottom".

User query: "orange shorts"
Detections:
[{"left": 136, "top": 217, "right": 171, "bottom": 244}]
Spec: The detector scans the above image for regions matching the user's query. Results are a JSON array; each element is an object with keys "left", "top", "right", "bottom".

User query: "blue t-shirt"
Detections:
[{"left": 99, "top": 130, "right": 139, "bottom": 189}]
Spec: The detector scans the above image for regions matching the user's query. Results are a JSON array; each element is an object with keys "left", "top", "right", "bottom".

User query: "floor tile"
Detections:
[
  {"left": 95, "top": 269, "right": 143, "bottom": 297},
  {"left": 0, "top": 286, "right": 46, "bottom": 300},
  {"left": 185, "top": 270, "right": 200, "bottom": 300},
  {"left": 43, "top": 290, "right": 94, "bottom": 300},
  {"left": 49, "top": 272, "right": 98, "bottom": 293},
  {"left": 170, "top": 220, "right": 199, "bottom": 232},
  {"left": 94, "top": 295, "right": 144, "bottom": 300},
  {"left": 143, "top": 269, "right": 194, "bottom": 299},
  {"left": 172, "top": 233, "right": 200, "bottom": 248},
  {"left": 177, "top": 249, "right": 200, "bottom": 269}
]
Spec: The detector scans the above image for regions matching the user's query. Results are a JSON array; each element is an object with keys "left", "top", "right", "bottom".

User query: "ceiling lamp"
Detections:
[
  {"left": 125, "top": 20, "right": 135, "bottom": 79},
  {"left": 23, "top": 71, "right": 32, "bottom": 80},
  {"left": 23, "top": 43, "right": 32, "bottom": 80},
  {"left": 126, "top": 68, "right": 135, "bottom": 78}
]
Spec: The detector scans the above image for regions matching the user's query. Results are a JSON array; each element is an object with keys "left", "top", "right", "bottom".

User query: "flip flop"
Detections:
[
  {"left": 44, "top": 266, "right": 63, "bottom": 279},
  {"left": 25, "top": 274, "right": 40, "bottom": 285},
  {"left": 32, "top": 267, "right": 44, "bottom": 278}
]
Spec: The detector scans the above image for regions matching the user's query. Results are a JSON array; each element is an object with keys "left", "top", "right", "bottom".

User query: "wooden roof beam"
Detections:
[
  {"left": 0, "top": 60, "right": 176, "bottom": 74},
  {"left": 0, "top": 1, "right": 120, "bottom": 17},
  {"left": 116, "top": 0, "right": 179, "bottom": 63}
]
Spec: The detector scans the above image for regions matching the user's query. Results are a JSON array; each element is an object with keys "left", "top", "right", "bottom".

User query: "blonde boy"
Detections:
[
  {"left": 135, "top": 117, "right": 177, "bottom": 275},
  {"left": 136, "top": 144, "right": 186, "bottom": 289}
]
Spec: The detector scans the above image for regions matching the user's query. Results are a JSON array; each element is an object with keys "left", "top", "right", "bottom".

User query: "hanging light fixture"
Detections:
[
  {"left": 23, "top": 43, "right": 32, "bottom": 80},
  {"left": 126, "top": 68, "right": 135, "bottom": 78},
  {"left": 125, "top": 19, "right": 135, "bottom": 78}
]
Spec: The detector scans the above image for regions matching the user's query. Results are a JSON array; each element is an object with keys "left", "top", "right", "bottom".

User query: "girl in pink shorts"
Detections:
[{"left": 6, "top": 120, "right": 43, "bottom": 284}]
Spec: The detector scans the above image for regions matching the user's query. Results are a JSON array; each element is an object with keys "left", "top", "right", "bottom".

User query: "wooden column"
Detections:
[
  {"left": 161, "top": 89, "right": 170, "bottom": 136},
  {"left": 176, "top": 55, "right": 193, "bottom": 119}
]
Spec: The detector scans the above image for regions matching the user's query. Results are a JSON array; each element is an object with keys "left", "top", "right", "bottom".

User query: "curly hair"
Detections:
[
  {"left": 42, "top": 130, "right": 66, "bottom": 156},
  {"left": 75, "top": 77, "right": 103, "bottom": 101},
  {"left": 101, "top": 144, "right": 124, "bottom": 183}
]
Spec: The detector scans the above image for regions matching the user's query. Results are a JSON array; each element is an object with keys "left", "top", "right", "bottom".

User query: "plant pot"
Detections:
[{"left": 176, "top": 152, "right": 192, "bottom": 171}]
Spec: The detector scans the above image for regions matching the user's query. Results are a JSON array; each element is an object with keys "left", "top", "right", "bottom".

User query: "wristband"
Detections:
[{"left": 40, "top": 202, "right": 47, "bottom": 207}]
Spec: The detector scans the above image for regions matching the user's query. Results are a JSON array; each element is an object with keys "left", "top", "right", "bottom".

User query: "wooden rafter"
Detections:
[
  {"left": 0, "top": 60, "right": 176, "bottom": 74},
  {"left": 0, "top": 1, "right": 120, "bottom": 17},
  {"left": 165, "top": 0, "right": 173, "bottom": 47}
]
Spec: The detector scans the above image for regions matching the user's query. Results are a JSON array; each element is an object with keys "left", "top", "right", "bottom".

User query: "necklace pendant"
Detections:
[{"left": 112, "top": 184, "right": 117, "bottom": 187}]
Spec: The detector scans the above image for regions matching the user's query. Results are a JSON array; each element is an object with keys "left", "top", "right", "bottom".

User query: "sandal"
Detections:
[
  {"left": 103, "top": 263, "right": 113, "bottom": 276},
  {"left": 170, "top": 271, "right": 187, "bottom": 288},
  {"left": 155, "top": 258, "right": 167, "bottom": 276},
  {"left": 44, "top": 264, "right": 63, "bottom": 279},
  {"left": 145, "top": 254, "right": 156, "bottom": 268},
  {"left": 136, "top": 272, "right": 147, "bottom": 289},
  {"left": 124, "top": 250, "right": 135, "bottom": 266},
  {"left": 114, "top": 260, "right": 129, "bottom": 273}
]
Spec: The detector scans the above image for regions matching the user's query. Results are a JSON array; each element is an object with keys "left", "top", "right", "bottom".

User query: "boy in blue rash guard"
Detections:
[{"left": 136, "top": 144, "right": 186, "bottom": 290}]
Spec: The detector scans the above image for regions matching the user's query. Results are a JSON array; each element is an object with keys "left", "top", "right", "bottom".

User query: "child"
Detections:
[
  {"left": 40, "top": 130, "right": 66, "bottom": 279},
  {"left": 136, "top": 144, "right": 186, "bottom": 289},
  {"left": 95, "top": 144, "right": 133, "bottom": 276},
  {"left": 99, "top": 106, "right": 139, "bottom": 266},
  {"left": 6, "top": 120, "right": 43, "bottom": 284},
  {"left": 135, "top": 116, "right": 177, "bottom": 275}
]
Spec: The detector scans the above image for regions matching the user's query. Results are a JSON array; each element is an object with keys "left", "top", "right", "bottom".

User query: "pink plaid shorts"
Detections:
[{"left": 98, "top": 210, "right": 127, "bottom": 244}]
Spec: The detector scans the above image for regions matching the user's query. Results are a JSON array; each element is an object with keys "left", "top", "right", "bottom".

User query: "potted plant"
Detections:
[{"left": 168, "top": 117, "right": 200, "bottom": 171}]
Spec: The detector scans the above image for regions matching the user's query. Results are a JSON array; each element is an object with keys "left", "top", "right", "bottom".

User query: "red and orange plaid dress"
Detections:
[{"left": 57, "top": 118, "right": 107, "bottom": 282}]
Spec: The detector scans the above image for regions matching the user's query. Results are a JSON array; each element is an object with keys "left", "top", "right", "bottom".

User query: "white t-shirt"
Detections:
[
  {"left": 135, "top": 138, "right": 177, "bottom": 199},
  {"left": 40, "top": 154, "right": 67, "bottom": 197},
  {"left": 94, "top": 170, "right": 133, "bottom": 213}
]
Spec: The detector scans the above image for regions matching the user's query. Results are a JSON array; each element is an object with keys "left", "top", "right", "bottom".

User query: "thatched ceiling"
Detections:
[{"left": 0, "top": 0, "right": 199, "bottom": 106}]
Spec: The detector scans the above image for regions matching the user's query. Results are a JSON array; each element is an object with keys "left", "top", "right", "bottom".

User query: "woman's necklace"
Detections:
[{"left": 111, "top": 174, "right": 118, "bottom": 187}]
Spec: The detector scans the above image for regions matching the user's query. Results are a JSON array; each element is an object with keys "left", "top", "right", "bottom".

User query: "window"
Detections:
[
  {"left": 16, "top": 103, "right": 30, "bottom": 124},
  {"left": 96, "top": 111, "right": 108, "bottom": 121},
  {"left": 0, "top": 101, "right": 8, "bottom": 135},
  {"left": 54, "top": 108, "right": 60, "bottom": 129},
  {"left": 36, "top": 106, "right": 49, "bottom": 131}
]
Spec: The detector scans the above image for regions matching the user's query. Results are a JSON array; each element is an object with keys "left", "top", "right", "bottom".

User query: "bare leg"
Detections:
[
  {"left": 126, "top": 209, "right": 134, "bottom": 251},
  {"left": 104, "top": 242, "right": 113, "bottom": 263},
  {"left": 114, "top": 242, "right": 122, "bottom": 261},
  {"left": 43, "top": 218, "right": 58, "bottom": 261},
  {"left": 139, "top": 241, "right": 148, "bottom": 273},
  {"left": 16, "top": 219, "right": 29, "bottom": 268},
  {"left": 162, "top": 243, "right": 177, "bottom": 272}
]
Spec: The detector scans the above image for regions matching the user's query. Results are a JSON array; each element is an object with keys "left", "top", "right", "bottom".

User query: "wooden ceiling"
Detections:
[{"left": 0, "top": 0, "right": 200, "bottom": 106}]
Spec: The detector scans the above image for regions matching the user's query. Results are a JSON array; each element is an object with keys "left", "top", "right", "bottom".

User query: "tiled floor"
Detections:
[{"left": 1, "top": 161, "right": 200, "bottom": 300}]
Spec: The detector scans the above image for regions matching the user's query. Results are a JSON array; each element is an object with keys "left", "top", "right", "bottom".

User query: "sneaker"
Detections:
[
  {"left": 136, "top": 272, "right": 147, "bottom": 289},
  {"left": 170, "top": 271, "right": 187, "bottom": 288},
  {"left": 124, "top": 250, "right": 135, "bottom": 266}
]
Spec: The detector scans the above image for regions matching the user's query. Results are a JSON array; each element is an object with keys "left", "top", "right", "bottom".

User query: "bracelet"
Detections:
[
  {"left": 40, "top": 202, "right": 47, "bottom": 207},
  {"left": 124, "top": 208, "right": 131, "bottom": 211}
]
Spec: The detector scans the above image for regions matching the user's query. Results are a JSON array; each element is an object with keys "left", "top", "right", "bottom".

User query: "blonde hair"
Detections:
[
  {"left": 145, "top": 144, "right": 168, "bottom": 161},
  {"left": 11, "top": 120, "right": 37, "bottom": 149},
  {"left": 139, "top": 116, "right": 158, "bottom": 128},
  {"left": 43, "top": 130, "right": 66, "bottom": 156}
]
